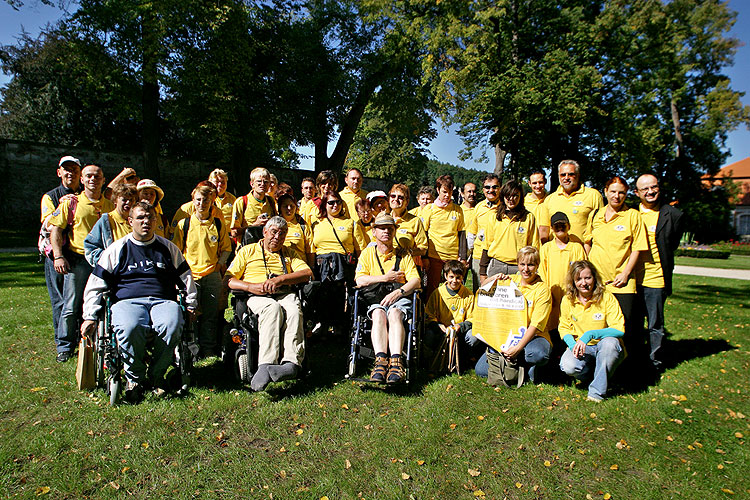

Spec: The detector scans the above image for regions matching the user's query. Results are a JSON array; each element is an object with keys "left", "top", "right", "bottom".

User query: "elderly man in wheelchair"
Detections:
[
  {"left": 80, "top": 201, "right": 197, "bottom": 403},
  {"left": 354, "top": 213, "right": 421, "bottom": 384},
  {"left": 226, "top": 216, "right": 313, "bottom": 391}
]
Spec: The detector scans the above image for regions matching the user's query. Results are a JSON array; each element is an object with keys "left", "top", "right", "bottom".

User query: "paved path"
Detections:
[{"left": 674, "top": 265, "right": 750, "bottom": 281}]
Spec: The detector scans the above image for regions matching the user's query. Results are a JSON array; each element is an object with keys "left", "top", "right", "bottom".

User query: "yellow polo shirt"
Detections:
[
  {"left": 637, "top": 205, "right": 664, "bottom": 288},
  {"left": 393, "top": 212, "right": 428, "bottom": 254},
  {"left": 540, "top": 185, "right": 603, "bottom": 240},
  {"left": 299, "top": 198, "right": 316, "bottom": 224},
  {"left": 311, "top": 216, "right": 367, "bottom": 255},
  {"left": 539, "top": 236, "right": 587, "bottom": 329},
  {"left": 48, "top": 193, "right": 114, "bottom": 255},
  {"left": 215, "top": 192, "right": 236, "bottom": 226},
  {"left": 408, "top": 205, "right": 423, "bottom": 221},
  {"left": 461, "top": 203, "right": 477, "bottom": 232},
  {"left": 231, "top": 193, "right": 275, "bottom": 229},
  {"left": 559, "top": 290, "right": 625, "bottom": 345},
  {"left": 425, "top": 283, "right": 474, "bottom": 326},
  {"left": 227, "top": 241, "right": 309, "bottom": 283},
  {"left": 524, "top": 192, "right": 546, "bottom": 224},
  {"left": 585, "top": 208, "right": 648, "bottom": 294},
  {"left": 509, "top": 273, "right": 552, "bottom": 344},
  {"left": 172, "top": 201, "right": 225, "bottom": 230},
  {"left": 284, "top": 218, "right": 313, "bottom": 259},
  {"left": 107, "top": 210, "right": 133, "bottom": 242},
  {"left": 422, "top": 202, "right": 465, "bottom": 260},
  {"left": 485, "top": 212, "right": 540, "bottom": 264},
  {"left": 466, "top": 200, "right": 499, "bottom": 260},
  {"left": 172, "top": 214, "right": 231, "bottom": 278},
  {"left": 339, "top": 186, "right": 368, "bottom": 221},
  {"left": 355, "top": 245, "right": 420, "bottom": 282},
  {"left": 357, "top": 220, "right": 373, "bottom": 246}
]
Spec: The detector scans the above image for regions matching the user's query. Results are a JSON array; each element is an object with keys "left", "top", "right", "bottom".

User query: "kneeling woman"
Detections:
[
  {"left": 559, "top": 260, "right": 625, "bottom": 401},
  {"left": 355, "top": 214, "right": 421, "bottom": 383},
  {"left": 475, "top": 246, "right": 552, "bottom": 383}
]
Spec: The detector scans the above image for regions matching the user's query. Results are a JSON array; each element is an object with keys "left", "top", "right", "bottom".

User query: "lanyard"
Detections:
[{"left": 260, "top": 242, "right": 288, "bottom": 277}]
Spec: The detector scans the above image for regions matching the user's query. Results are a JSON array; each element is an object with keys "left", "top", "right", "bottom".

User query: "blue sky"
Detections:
[{"left": 1, "top": 0, "right": 749, "bottom": 173}]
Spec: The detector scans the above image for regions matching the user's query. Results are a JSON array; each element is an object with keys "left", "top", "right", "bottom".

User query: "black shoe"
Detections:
[
  {"left": 56, "top": 351, "right": 72, "bottom": 363},
  {"left": 124, "top": 381, "right": 145, "bottom": 404}
]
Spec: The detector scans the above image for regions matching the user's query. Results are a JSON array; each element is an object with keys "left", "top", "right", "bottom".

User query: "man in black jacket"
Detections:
[{"left": 635, "top": 174, "right": 684, "bottom": 371}]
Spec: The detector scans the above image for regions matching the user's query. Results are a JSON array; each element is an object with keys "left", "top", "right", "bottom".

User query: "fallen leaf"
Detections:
[
  {"left": 30, "top": 387, "right": 46, "bottom": 392},
  {"left": 735, "top": 432, "right": 744, "bottom": 439},
  {"left": 678, "top": 395, "right": 687, "bottom": 401},
  {"left": 141, "top": 442, "right": 149, "bottom": 449},
  {"left": 721, "top": 488, "right": 734, "bottom": 494},
  {"left": 401, "top": 472, "right": 411, "bottom": 480},
  {"left": 35, "top": 487, "right": 50, "bottom": 496},
  {"left": 109, "top": 482, "right": 120, "bottom": 490},
  {"left": 717, "top": 464, "right": 724, "bottom": 470},
  {"left": 345, "top": 459, "right": 351, "bottom": 469},
  {"left": 474, "top": 490, "right": 486, "bottom": 498},
  {"left": 320, "top": 497, "right": 330, "bottom": 500},
  {"left": 610, "top": 464, "right": 619, "bottom": 470},
  {"left": 515, "top": 482, "right": 522, "bottom": 488},
  {"left": 417, "top": 460, "right": 425, "bottom": 466},
  {"left": 296, "top": 429, "right": 304, "bottom": 435},
  {"left": 666, "top": 436, "right": 674, "bottom": 442},
  {"left": 449, "top": 423, "right": 457, "bottom": 430},
  {"left": 468, "top": 468, "right": 480, "bottom": 477},
  {"left": 341, "top": 404, "right": 349, "bottom": 409},
  {"left": 603, "top": 494, "right": 612, "bottom": 499},
  {"left": 544, "top": 460, "right": 552, "bottom": 467},
  {"left": 477, "top": 415, "right": 485, "bottom": 421}
]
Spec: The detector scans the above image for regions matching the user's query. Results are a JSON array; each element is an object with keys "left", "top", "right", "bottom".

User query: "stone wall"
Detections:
[{"left": 1, "top": 139, "right": 394, "bottom": 229}]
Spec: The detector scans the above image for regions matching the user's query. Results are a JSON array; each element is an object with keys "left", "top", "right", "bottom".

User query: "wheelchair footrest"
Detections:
[{"left": 358, "top": 345, "right": 375, "bottom": 360}]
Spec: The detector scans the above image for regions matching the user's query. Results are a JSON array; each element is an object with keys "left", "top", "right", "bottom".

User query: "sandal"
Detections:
[
  {"left": 387, "top": 355, "right": 404, "bottom": 384},
  {"left": 370, "top": 354, "right": 389, "bottom": 383}
]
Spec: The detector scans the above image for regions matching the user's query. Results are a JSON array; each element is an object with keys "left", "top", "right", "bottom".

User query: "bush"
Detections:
[
  {"left": 712, "top": 240, "right": 750, "bottom": 256},
  {"left": 675, "top": 248, "right": 730, "bottom": 259}
]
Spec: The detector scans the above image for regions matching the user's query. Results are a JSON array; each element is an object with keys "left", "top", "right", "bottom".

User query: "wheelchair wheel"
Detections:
[
  {"left": 95, "top": 350, "right": 106, "bottom": 389},
  {"left": 238, "top": 352, "right": 252, "bottom": 383},
  {"left": 108, "top": 375, "right": 120, "bottom": 406}
]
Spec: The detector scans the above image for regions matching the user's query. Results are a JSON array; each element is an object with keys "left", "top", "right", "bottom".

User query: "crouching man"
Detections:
[
  {"left": 80, "top": 202, "right": 197, "bottom": 402},
  {"left": 226, "top": 216, "right": 313, "bottom": 391}
]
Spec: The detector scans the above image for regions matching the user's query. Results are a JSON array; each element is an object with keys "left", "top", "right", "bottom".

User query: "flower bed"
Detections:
[{"left": 712, "top": 240, "right": 750, "bottom": 256}]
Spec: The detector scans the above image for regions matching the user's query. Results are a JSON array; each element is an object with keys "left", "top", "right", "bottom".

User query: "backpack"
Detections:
[
  {"left": 486, "top": 349, "right": 525, "bottom": 388},
  {"left": 39, "top": 195, "right": 78, "bottom": 259}
]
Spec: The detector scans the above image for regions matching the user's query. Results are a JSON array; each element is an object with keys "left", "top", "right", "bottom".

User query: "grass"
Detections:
[
  {"left": 1, "top": 252, "right": 749, "bottom": 499},
  {"left": 0, "top": 228, "right": 39, "bottom": 249},
  {"left": 675, "top": 254, "right": 750, "bottom": 270}
]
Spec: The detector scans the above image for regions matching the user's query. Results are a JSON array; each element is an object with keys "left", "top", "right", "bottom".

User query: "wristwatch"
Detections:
[{"left": 399, "top": 288, "right": 405, "bottom": 295}]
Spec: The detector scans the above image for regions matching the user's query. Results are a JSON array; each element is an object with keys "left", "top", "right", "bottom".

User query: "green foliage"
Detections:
[
  {"left": 680, "top": 186, "right": 735, "bottom": 243},
  {"left": 674, "top": 248, "right": 729, "bottom": 259}
]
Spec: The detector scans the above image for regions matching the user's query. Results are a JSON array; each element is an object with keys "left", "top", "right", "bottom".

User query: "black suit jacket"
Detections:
[{"left": 655, "top": 203, "right": 684, "bottom": 296}]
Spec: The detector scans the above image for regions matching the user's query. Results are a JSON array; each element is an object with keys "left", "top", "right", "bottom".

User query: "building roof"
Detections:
[{"left": 708, "top": 157, "right": 750, "bottom": 205}]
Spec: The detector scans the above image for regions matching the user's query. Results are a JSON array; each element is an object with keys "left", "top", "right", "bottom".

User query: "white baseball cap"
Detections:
[{"left": 58, "top": 156, "right": 81, "bottom": 168}]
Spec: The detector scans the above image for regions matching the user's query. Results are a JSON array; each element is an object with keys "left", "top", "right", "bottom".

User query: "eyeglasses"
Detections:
[
  {"left": 559, "top": 173, "right": 577, "bottom": 178},
  {"left": 326, "top": 200, "right": 341, "bottom": 206},
  {"left": 483, "top": 185, "right": 499, "bottom": 190},
  {"left": 390, "top": 194, "right": 405, "bottom": 200}
]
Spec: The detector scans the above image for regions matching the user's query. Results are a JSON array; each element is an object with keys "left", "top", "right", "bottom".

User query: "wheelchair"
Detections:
[
  {"left": 93, "top": 291, "right": 197, "bottom": 405},
  {"left": 345, "top": 289, "right": 423, "bottom": 384},
  {"left": 223, "top": 288, "right": 308, "bottom": 385}
]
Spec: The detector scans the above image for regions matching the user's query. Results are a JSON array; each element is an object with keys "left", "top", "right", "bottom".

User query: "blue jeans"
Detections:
[
  {"left": 559, "top": 337, "right": 624, "bottom": 400},
  {"left": 59, "top": 255, "right": 92, "bottom": 353},
  {"left": 111, "top": 297, "right": 183, "bottom": 384},
  {"left": 639, "top": 286, "right": 666, "bottom": 369},
  {"left": 475, "top": 336, "right": 551, "bottom": 383},
  {"left": 195, "top": 271, "right": 222, "bottom": 350},
  {"left": 44, "top": 256, "right": 65, "bottom": 348}
]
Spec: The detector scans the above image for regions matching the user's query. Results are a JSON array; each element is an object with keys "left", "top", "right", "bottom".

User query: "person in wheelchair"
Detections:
[
  {"left": 226, "top": 216, "right": 313, "bottom": 391},
  {"left": 80, "top": 201, "right": 197, "bottom": 402},
  {"left": 354, "top": 214, "right": 421, "bottom": 384}
]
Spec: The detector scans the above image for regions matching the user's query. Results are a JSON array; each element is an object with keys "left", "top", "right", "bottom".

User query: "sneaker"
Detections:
[
  {"left": 152, "top": 377, "right": 169, "bottom": 398},
  {"left": 370, "top": 355, "right": 389, "bottom": 383},
  {"left": 387, "top": 356, "right": 404, "bottom": 384},
  {"left": 124, "top": 381, "right": 145, "bottom": 404},
  {"left": 56, "top": 351, "right": 73, "bottom": 363},
  {"left": 586, "top": 395, "right": 603, "bottom": 403}
]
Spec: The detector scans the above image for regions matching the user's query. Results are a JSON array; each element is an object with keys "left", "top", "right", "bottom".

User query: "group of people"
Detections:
[{"left": 40, "top": 155, "right": 682, "bottom": 401}]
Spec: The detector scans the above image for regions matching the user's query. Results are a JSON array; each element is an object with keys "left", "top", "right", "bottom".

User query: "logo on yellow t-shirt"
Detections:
[{"left": 593, "top": 313, "right": 603, "bottom": 320}]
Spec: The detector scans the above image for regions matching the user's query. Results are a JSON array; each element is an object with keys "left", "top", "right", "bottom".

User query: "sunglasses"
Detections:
[
  {"left": 390, "top": 194, "right": 405, "bottom": 200},
  {"left": 560, "top": 173, "right": 577, "bottom": 178},
  {"left": 326, "top": 200, "right": 341, "bottom": 206},
  {"left": 483, "top": 185, "right": 499, "bottom": 190}
]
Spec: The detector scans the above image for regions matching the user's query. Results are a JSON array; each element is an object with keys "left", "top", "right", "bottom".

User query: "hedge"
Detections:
[{"left": 675, "top": 248, "right": 730, "bottom": 259}]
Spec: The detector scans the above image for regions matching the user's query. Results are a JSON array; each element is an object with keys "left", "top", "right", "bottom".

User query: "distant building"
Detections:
[{"left": 702, "top": 157, "right": 750, "bottom": 236}]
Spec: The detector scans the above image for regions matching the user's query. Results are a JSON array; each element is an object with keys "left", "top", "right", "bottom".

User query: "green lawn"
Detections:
[
  {"left": 1, "top": 252, "right": 748, "bottom": 499},
  {"left": 675, "top": 254, "right": 750, "bottom": 270}
]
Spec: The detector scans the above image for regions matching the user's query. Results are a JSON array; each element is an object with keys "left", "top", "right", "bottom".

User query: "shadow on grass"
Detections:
[
  {"left": 0, "top": 253, "right": 44, "bottom": 288},
  {"left": 671, "top": 283, "right": 750, "bottom": 307}
]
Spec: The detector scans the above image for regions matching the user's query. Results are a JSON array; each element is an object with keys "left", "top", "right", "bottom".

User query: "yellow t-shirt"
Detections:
[
  {"left": 408, "top": 205, "right": 423, "bottom": 221},
  {"left": 215, "top": 192, "right": 236, "bottom": 226},
  {"left": 227, "top": 241, "right": 310, "bottom": 283},
  {"left": 510, "top": 273, "right": 553, "bottom": 344},
  {"left": 559, "top": 290, "right": 625, "bottom": 345},
  {"left": 231, "top": 193, "right": 276, "bottom": 229},
  {"left": 637, "top": 205, "right": 664, "bottom": 288},
  {"left": 172, "top": 201, "right": 224, "bottom": 230},
  {"left": 311, "top": 216, "right": 367, "bottom": 255},
  {"left": 393, "top": 212, "right": 428, "bottom": 254},
  {"left": 357, "top": 220, "right": 373, "bottom": 246},
  {"left": 524, "top": 192, "right": 546, "bottom": 225},
  {"left": 540, "top": 185, "right": 603, "bottom": 241},
  {"left": 355, "top": 245, "right": 420, "bottom": 282},
  {"left": 423, "top": 202, "right": 465, "bottom": 260},
  {"left": 485, "top": 212, "right": 540, "bottom": 264},
  {"left": 41, "top": 194, "right": 57, "bottom": 223},
  {"left": 284, "top": 218, "right": 313, "bottom": 259},
  {"left": 425, "top": 282, "right": 474, "bottom": 326},
  {"left": 299, "top": 198, "right": 317, "bottom": 225},
  {"left": 538, "top": 236, "right": 587, "bottom": 329},
  {"left": 172, "top": 214, "right": 232, "bottom": 278},
  {"left": 466, "top": 200, "right": 499, "bottom": 260},
  {"left": 339, "top": 186, "right": 368, "bottom": 221},
  {"left": 48, "top": 193, "right": 114, "bottom": 255},
  {"left": 107, "top": 210, "right": 133, "bottom": 242},
  {"left": 585, "top": 207, "right": 648, "bottom": 294},
  {"left": 461, "top": 203, "right": 477, "bottom": 233}
]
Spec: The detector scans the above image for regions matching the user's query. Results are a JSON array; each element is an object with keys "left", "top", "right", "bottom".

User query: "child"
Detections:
[
  {"left": 172, "top": 182, "right": 232, "bottom": 358},
  {"left": 424, "top": 260, "right": 478, "bottom": 370},
  {"left": 539, "top": 212, "right": 586, "bottom": 332}
]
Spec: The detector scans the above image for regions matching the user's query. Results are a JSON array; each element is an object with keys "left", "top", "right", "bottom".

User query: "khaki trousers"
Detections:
[{"left": 246, "top": 292, "right": 304, "bottom": 366}]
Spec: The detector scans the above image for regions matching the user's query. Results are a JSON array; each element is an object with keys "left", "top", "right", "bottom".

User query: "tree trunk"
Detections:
[
  {"left": 141, "top": 9, "right": 160, "bottom": 182},
  {"left": 670, "top": 96, "right": 685, "bottom": 158},
  {"left": 494, "top": 142, "right": 506, "bottom": 178}
]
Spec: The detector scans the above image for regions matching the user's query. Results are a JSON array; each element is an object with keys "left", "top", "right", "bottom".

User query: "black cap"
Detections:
[{"left": 550, "top": 211, "right": 570, "bottom": 226}]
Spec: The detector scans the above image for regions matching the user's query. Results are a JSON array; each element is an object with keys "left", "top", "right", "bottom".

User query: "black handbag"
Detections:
[{"left": 359, "top": 254, "right": 402, "bottom": 305}]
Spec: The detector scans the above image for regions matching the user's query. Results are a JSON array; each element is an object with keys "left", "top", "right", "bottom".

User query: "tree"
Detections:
[{"left": 0, "top": 26, "right": 141, "bottom": 148}]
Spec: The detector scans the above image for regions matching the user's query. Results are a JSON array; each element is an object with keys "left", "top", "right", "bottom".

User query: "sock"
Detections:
[
  {"left": 250, "top": 364, "right": 272, "bottom": 392},
  {"left": 376, "top": 352, "right": 387, "bottom": 359},
  {"left": 267, "top": 362, "right": 300, "bottom": 382}
]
